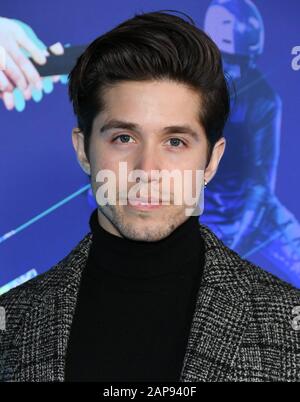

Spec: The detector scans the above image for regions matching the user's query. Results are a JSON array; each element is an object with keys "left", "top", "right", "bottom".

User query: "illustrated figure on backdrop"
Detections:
[{"left": 202, "top": 0, "right": 300, "bottom": 287}]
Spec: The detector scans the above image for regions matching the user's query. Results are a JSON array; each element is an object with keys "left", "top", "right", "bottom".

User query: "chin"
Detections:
[{"left": 122, "top": 218, "right": 170, "bottom": 242}]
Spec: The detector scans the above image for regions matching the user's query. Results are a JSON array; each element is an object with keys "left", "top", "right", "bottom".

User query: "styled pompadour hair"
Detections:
[{"left": 68, "top": 10, "right": 230, "bottom": 162}]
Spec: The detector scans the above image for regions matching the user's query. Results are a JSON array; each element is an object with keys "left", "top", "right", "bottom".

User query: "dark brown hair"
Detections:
[{"left": 68, "top": 10, "right": 230, "bottom": 162}]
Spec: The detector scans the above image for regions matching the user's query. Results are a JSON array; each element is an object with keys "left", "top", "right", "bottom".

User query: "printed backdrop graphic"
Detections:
[{"left": 1, "top": 0, "right": 300, "bottom": 293}]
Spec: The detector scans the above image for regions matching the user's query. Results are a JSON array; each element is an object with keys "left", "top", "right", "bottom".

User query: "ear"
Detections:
[
  {"left": 71, "top": 128, "right": 91, "bottom": 175},
  {"left": 204, "top": 136, "right": 226, "bottom": 184}
]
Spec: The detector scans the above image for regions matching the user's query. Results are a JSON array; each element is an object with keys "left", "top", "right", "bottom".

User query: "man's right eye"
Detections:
[{"left": 112, "top": 134, "right": 135, "bottom": 144}]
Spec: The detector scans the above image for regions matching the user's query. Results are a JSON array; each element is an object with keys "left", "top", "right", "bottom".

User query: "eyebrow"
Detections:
[{"left": 100, "top": 119, "right": 200, "bottom": 141}]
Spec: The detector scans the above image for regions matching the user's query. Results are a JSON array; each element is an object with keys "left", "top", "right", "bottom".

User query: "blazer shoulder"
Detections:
[
  {"left": 199, "top": 222, "right": 300, "bottom": 304},
  {"left": 219, "top": 242, "right": 300, "bottom": 338},
  {"left": 240, "top": 253, "right": 300, "bottom": 301},
  {"left": 0, "top": 232, "right": 92, "bottom": 365},
  {"left": 0, "top": 232, "right": 92, "bottom": 313},
  {"left": 224, "top": 244, "right": 300, "bottom": 322}
]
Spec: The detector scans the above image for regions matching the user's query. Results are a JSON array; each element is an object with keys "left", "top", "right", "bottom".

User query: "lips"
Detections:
[{"left": 128, "top": 198, "right": 161, "bottom": 206}]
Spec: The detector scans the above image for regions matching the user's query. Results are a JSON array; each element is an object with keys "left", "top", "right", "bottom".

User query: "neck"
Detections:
[
  {"left": 97, "top": 208, "right": 123, "bottom": 238},
  {"left": 87, "top": 208, "right": 205, "bottom": 279}
]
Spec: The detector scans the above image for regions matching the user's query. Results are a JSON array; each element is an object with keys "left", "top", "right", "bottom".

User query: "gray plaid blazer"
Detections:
[{"left": 0, "top": 223, "right": 299, "bottom": 382}]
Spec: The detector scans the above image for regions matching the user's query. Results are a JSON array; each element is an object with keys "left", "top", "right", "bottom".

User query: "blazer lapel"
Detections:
[
  {"left": 13, "top": 233, "right": 93, "bottom": 382},
  {"left": 179, "top": 224, "right": 251, "bottom": 382}
]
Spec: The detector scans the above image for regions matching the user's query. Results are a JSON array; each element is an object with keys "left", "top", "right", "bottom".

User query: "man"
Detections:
[{"left": 0, "top": 10, "right": 299, "bottom": 382}]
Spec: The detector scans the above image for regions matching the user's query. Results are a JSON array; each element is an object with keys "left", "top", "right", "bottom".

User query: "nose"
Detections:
[{"left": 133, "top": 143, "right": 161, "bottom": 183}]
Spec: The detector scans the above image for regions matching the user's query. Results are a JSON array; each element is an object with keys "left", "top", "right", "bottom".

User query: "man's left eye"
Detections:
[{"left": 167, "top": 138, "right": 186, "bottom": 147}]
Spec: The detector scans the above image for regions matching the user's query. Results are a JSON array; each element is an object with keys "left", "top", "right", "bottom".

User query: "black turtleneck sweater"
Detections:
[{"left": 65, "top": 208, "right": 205, "bottom": 382}]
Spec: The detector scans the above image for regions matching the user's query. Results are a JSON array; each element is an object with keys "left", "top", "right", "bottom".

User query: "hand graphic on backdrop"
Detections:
[{"left": 0, "top": 17, "right": 65, "bottom": 111}]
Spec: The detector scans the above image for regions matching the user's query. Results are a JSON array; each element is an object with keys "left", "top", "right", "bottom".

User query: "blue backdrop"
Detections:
[{"left": 1, "top": 0, "right": 300, "bottom": 293}]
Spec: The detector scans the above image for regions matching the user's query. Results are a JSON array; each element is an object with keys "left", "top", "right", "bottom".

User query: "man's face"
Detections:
[{"left": 73, "top": 80, "right": 225, "bottom": 241}]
